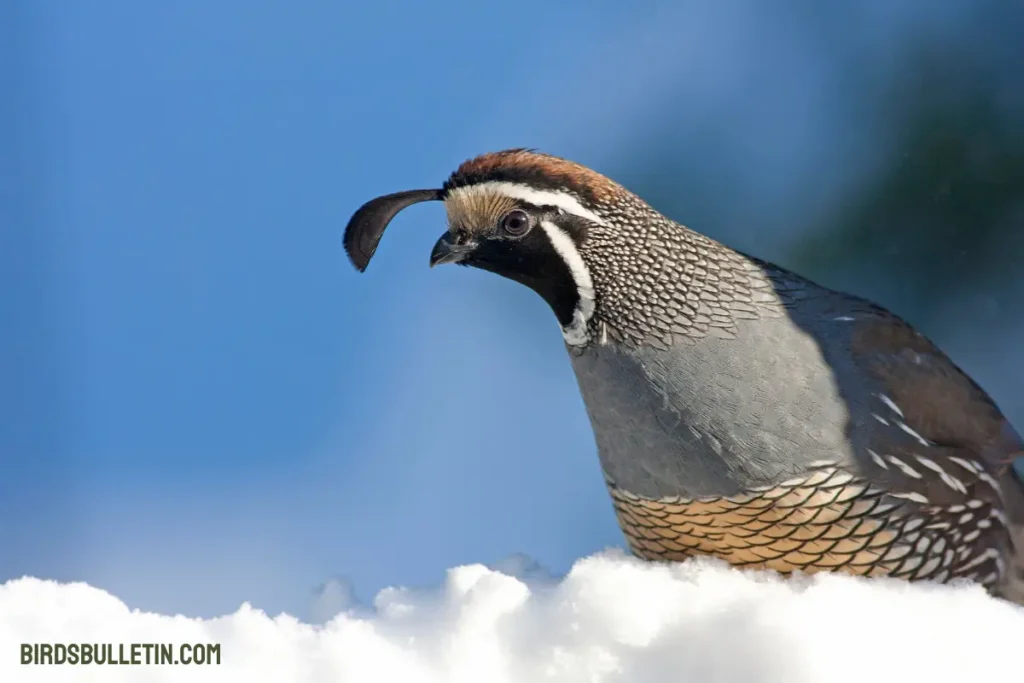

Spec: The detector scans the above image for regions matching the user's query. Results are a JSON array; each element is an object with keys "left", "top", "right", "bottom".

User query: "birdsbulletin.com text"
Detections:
[{"left": 21, "top": 642, "right": 221, "bottom": 666}]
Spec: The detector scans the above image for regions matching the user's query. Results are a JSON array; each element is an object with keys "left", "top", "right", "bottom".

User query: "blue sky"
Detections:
[{"left": 3, "top": 0, "right": 1021, "bottom": 620}]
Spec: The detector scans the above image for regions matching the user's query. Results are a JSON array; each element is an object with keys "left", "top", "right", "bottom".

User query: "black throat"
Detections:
[{"left": 465, "top": 228, "right": 581, "bottom": 329}]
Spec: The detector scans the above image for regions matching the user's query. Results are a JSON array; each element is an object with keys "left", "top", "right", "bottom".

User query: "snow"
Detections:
[{"left": 2, "top": 550, "right": 1022, "bottom": 682}]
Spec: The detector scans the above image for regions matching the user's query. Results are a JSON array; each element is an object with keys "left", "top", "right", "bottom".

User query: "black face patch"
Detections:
[{"left": 462, "top": 224, "right": 580, "bottom": 329}]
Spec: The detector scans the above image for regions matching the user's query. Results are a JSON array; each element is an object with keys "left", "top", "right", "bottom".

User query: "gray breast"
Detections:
[{"left": 569, "top": 312, "right": 872, "bottom": 499}]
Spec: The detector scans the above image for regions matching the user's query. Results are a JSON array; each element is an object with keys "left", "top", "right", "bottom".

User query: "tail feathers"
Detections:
[
  {"left": 996, "top": 457, "right": 1024, "bottom": 607},
  {"left": 999, "top": 530, "right": 1024, "bottom": 607}
]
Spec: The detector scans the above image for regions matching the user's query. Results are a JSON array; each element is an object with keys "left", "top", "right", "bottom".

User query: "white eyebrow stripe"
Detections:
[{"left": 447, "top": 182, "right": 609, "bottom": 227}]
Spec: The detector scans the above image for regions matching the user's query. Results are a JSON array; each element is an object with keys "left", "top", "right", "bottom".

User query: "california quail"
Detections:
[{"left": 343, "top": 149, "right": 1024, "bottom": 605}]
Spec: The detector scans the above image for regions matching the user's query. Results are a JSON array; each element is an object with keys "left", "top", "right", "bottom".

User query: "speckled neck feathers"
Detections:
[
  {"left": 444, "top": 149, "right": 785, "bottom": 350},
  {"left": 574, "top": 196, "right": 785, "bottom": 350}
]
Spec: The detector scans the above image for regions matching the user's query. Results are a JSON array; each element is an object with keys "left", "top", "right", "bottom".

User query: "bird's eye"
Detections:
[{"left": 500, "top": 209, "right": 531, "bottom": 236}]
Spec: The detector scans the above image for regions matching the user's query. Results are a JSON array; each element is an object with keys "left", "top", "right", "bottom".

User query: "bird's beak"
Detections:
[{"left": 429, "top": 233, "right": 476, "bottom": 268}]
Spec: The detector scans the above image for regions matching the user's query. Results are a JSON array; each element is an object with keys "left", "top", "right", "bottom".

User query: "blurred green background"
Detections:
[{"left": 614, "top": 1, "right": 1022, "bottom": 364}]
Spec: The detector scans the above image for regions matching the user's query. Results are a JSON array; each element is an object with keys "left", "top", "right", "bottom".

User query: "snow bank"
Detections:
[{"left": 2, "top": 550, "right": 1022, "bottom": 682}]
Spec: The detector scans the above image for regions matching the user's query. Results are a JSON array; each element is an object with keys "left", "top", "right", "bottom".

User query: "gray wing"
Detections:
[{"left": 816, "top": 299, "right": 1024, "bottom": 602}]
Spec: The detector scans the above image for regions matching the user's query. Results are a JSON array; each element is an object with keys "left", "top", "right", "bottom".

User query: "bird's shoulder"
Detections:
[
  {"left": 744, "top": 252, "right": 1022, "bottom": 479},
  {"left": 839, "top": 295, "right": 1016, "bottom": 466}
]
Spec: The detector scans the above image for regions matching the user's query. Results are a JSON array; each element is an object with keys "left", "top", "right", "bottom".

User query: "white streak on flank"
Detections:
[
  {"left": 887, "top": 455, "right": 922, "bottom": 478},
  {"left": 990, "top": 509, "right": 1008, "bottom": 525},
  {"left": 963, "top": 529, "right": 982, "bottom": 543},
  {"left": 976, "top": 471, "right": 1003, "bottom": 499},
  {"left": 959, "top": 549, "right": 998, "bottom": 573},
  {"left": 868, "top": 449, "right": 888, "bottom": 470},
  {"left": 890, "top": 491, "right": 929, "bottom": 504},
  {"left": 966, "top": 499, "right": 984, "bottom": 509},
  {"left": 914, "top": 456, "right": 943, "bottom": 475},
  {"left": 897, "top": 421, "right": 931, "bottom": 446},
  {"left": 941, "top": 473, "right": 968, "bottom": 494},
  {"left": 914, "top": 456, "right": 967, "bottom": 493},
  {"left": 878, "top": 394, "right": 905, "bottom": 418},
  {"left": 872, "top": 414, "right": 889, "bottom": 426},
  {"left": 448, "top": 182, "right": 611, "bottom": 227},
  {"left": 948, "top": 457, "right": 983, "bottom": 474},
  {"left": 539, "top": 220, "right": 595, "bottom": 347},
  {"left": 834, "top": 316, "right": 855, "bottom": 321}
]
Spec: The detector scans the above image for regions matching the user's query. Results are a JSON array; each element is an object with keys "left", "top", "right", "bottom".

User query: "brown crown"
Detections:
[{"left": 442, "top": 149, "right": 622, "bottom": 207}]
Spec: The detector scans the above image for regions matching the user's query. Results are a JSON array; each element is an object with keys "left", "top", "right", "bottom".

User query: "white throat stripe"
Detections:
[
  {"left": 447, "top": 182, "right": 609, "bottom": 227},
  {"left": 539, "top": 219, "right": 595, "bottom": 346}
]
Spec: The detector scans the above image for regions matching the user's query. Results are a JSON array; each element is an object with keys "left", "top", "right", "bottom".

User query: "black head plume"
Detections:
[{"left": 343, "top": 189, "right": 444, "bottom": 271}]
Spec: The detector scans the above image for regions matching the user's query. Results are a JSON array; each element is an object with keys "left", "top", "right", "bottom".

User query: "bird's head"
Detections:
[
  {"left": 344, "top": 149, "right": 657, "bottom": 347},
  {"left": 344, "top": 148, "right": 746, "bottom": 350}
]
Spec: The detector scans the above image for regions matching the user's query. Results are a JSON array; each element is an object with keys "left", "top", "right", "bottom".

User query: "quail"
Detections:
[{"left": 343, "top": 148, "right": 1024, "bottom": 605}]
